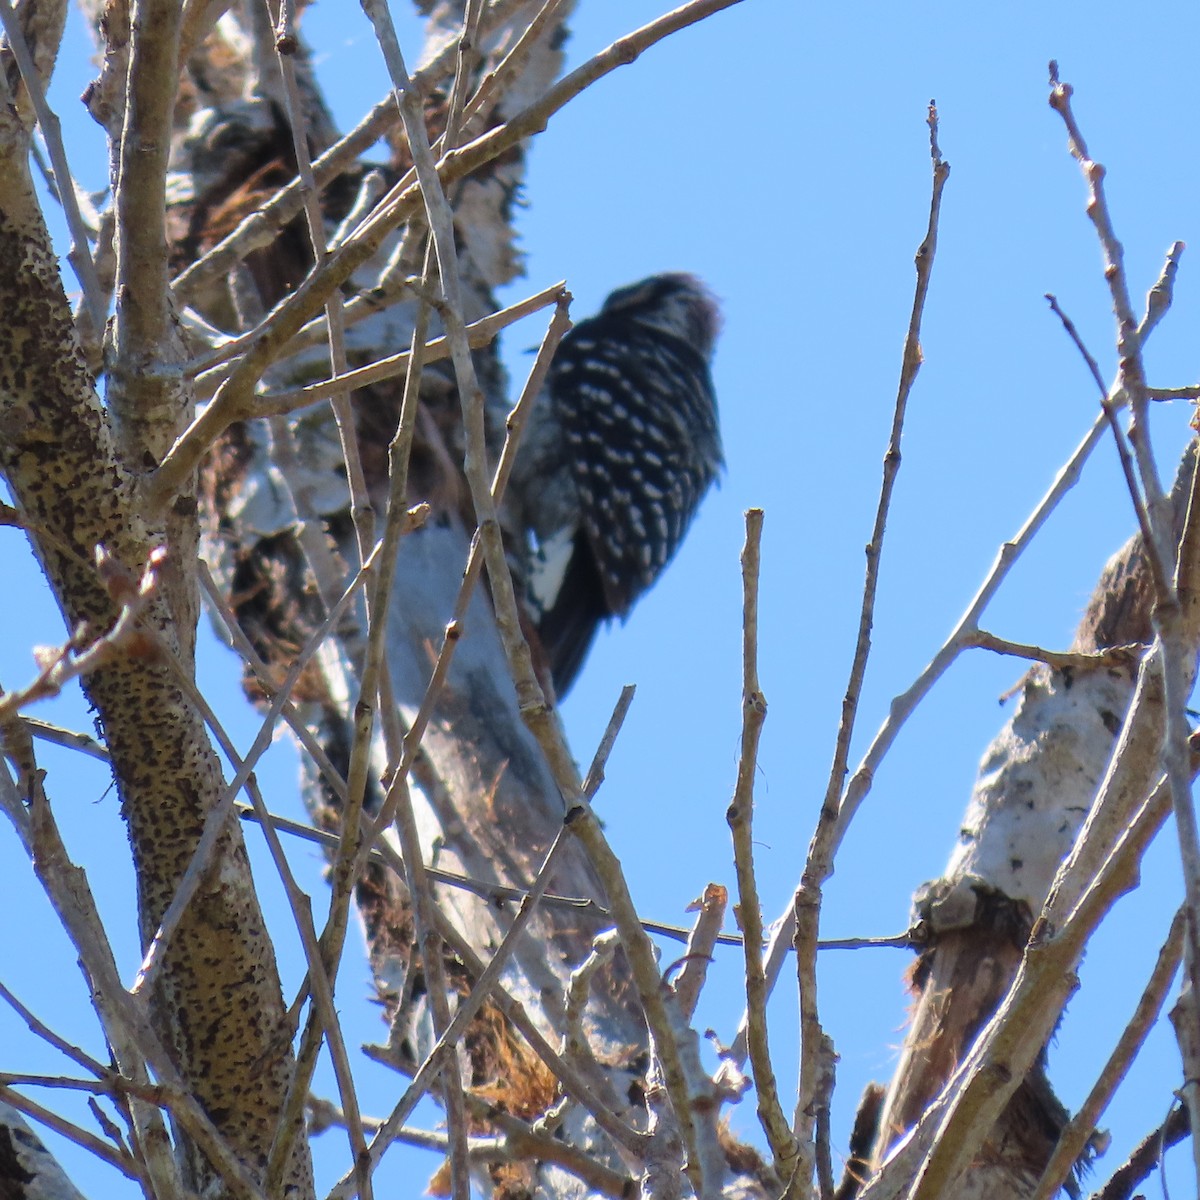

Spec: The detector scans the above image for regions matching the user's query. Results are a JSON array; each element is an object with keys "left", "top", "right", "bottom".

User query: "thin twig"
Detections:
[
  {"left": 0, "top": 547, "right": 168, "bottom": 721},
  {"left": 787, "top": 105, "right": 949, "bottom": 1190},
  {"left": 251, "top": 15, "right": 387, "bottom": 1190},
  {"left": 814, "top": 1034, "right": 838, "bottom": 1200},
  {"left": 272, "top": 0, "right": 373, "bottom": 563},
  {"left": 353, "top": 238, "right": 474, "bottom": 1200},
  {"left": 376, "top": 245, "right": 467, "bottom": 1192},
  {"left": 563, "top": 930, "right": 622, "bottom": 1083},
  {"left": 1032, "top": 906, "right": 1185, "bottom": 1200},
  {"left": 0, "top": 981, "right": 110, "bottom": 1081},
  {"left": 1089, "top": 1104, "right": 1189, "bottom": 1200},
  {"left": 1043, "top": 292, "right": 1165, "bottom": 599},
  {"left": 439, "top": 0, "right": 485, "bottom": 153},
  {"left": 197, "top": 561, "right": 358, "bottom": 803},
  {"left": 673, "top": 884, "right": 728, "bottom": 1020},
  {"left": 1148, "top": 386, "right": 1200, "bottom": 402},
  {"left": 310, "top": 1092, "right": 636, "bottom": 1198},
  {"left": 750, "top": 236, "right": 1185, "bottom": 1051},
  {"left": 1049, "top": 64, "right": 1200, "bottom": 1186},
  {"left": 108, "top": 0, "right": 185, "bottom": 466},
  {"left": 1047, "top": 64, "right": 1164, "bottom": 531},
  {"left": 18, "top": 717, "right": 110, "bottom": 760},
  {"left": 0, "top": 0, "right": 105, "bottom": 335},
  {"left": 967, "top": 628, "right": 1140, "bottom": 671},
  {"left": 459, "top": 0, "right": 571, "bottom": 131},
  {"left": 0, "top": 1084, "right": 140, "bottom": 1179},
  {"left": 383, "top": 771, "right": 469, "bottom": 1200},
  {"left": 727, "top": 509, "right": 796, "bottom": 1179},
  {"left": 582, "top": 685, "right": 636, "bottom": 798},
  {"left": 241, "top": 283, "right": 566, "bottom": 416}
]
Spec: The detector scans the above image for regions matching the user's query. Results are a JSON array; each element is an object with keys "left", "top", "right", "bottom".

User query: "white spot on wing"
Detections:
[{"left": 527, "top": 525, "right": 577, "bottom": 615}]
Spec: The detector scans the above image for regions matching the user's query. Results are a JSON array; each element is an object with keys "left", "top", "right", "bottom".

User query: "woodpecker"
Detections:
[{"left": 512, "top": 273, "right": 723, "bottom": 698}]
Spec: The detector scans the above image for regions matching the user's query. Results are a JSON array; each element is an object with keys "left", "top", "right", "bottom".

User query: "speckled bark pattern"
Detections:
[{"left": 0, "top": 174, "right": 313, "bottom": 1194}]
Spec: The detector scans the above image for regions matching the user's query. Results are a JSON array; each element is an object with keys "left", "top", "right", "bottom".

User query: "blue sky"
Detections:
[{"left": 3, "top": 0, "right": 1200, "bottom": 1194}]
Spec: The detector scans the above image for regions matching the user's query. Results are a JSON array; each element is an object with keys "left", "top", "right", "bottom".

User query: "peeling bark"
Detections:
[{"left": 869, "top": 447, "right": 1200, "bottom": 1199}]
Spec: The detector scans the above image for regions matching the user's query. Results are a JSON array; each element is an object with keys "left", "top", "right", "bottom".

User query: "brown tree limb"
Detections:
[{"left": 727, "top": 509, "right": 795, "bottom": 1183}]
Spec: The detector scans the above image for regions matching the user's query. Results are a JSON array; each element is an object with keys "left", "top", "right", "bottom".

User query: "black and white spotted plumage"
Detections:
[{"left": 513, "top": 273, "right": 723, "bottom": 697}]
